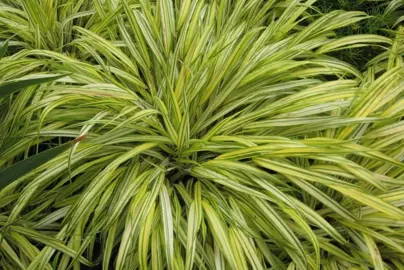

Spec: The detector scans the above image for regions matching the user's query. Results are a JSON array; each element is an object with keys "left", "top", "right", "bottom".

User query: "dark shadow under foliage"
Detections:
[{"left": 315, "top": 0, "right": 402, "bottom": 69}]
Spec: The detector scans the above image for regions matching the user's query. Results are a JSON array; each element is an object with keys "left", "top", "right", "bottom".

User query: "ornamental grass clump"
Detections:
[{"left": 0, "top": 0, "right": 403, "bottom": 269}]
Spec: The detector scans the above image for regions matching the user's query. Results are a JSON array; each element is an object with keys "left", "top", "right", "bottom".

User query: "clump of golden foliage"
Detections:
[{"left": 0, "top": 0, "right": 403, "bottom": 269}]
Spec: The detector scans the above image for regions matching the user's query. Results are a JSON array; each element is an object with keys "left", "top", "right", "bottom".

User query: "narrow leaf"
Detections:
[{"left": 0, "top": 74, "right": 68, "bottom": 98}]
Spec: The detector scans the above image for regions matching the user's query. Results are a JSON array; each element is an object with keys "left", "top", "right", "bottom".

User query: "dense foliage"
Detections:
[{"left": 0, "top": 0, "right": 403, "bottom": 269}]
